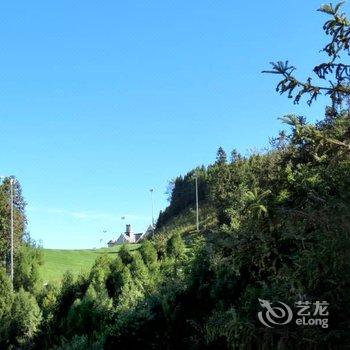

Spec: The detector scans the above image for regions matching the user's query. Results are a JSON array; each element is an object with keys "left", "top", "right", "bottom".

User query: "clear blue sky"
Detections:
[{"left": 1, "top": 1, "right": 336, "bottom": 248}]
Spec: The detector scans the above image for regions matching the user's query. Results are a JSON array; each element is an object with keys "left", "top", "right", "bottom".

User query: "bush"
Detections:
[
  {"left": 14, "top": 243, "right": 43, "bottom": 294},
  {"left": 118, "top": 245, "right": 133, "bottom": 265},
  {"left": 106, "top": 255, "right": 127, "bottom": 299},
  {"left": 140, "top": 240, "right": 158, "bottom": 267},
  {"left": 166, "top": 232, "right": 185, "bottom": 259},
  {"left": 0, "top": 269, "right": 13, "bottom": 345},
  {"left": 89, "top": 255, "right": 111, "bottom": 293},
  {"left": 8, "top": 288, "right": 42, "bottom": 347}
]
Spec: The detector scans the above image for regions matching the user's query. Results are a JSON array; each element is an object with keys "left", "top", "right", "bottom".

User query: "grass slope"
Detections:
[
  {"left": 40, "top": 204, "right": 215, "bottom": 285},
  {"left": 39, "top": 245, "right": 139, "bottom": 284},
  {"left": 155, "top": 203, "right": 217, "bottom": 238}
]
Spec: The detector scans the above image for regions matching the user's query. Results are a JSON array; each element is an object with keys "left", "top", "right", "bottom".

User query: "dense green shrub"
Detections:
[
  {"left": 118, "top": 244, "right": 133, "bottom": 265},
  {"left": 8, "top": 288, "right": 42, "bottom": 348},
  {"left": 139, "top": 240, "right": 158, "bottom": 267},
  {"left": 14, "top": 243, "right": 43, "bottom": 294},
  {"left": 0, "top": 269, "right": 14, "bottom": 346},
  {"left": 166, "top": 232, "right": 185, "bottom": 260}
]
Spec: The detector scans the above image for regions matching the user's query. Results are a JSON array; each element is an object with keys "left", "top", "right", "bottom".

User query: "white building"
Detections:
[{"left": 108, "top": 224, "right": 154, "bottom": 247}]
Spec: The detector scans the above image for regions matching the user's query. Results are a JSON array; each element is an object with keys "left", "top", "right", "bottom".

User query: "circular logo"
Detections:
[{"left": 258, "top": 298, "right": 293, "bottom": 328}]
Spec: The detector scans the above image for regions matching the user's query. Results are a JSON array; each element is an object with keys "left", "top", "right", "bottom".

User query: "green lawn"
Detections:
[{"left": 39, "top": 244, "right": 139, "bottom": 284}]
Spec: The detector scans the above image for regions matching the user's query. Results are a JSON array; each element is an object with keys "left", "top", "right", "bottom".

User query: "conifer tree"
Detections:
[{"left": 215, "top": 147, "right": 227, "bottom": 165}]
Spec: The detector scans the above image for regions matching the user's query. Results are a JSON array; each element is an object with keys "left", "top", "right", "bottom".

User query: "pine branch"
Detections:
[{"left": 263, "top": 3, "right": 350, "bottom": 113}]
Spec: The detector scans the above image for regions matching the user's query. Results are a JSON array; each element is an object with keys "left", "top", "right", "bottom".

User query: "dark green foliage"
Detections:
[
  {"left": 139, "top": 240, "right": 157, "bottom": 267},
  {"left": 7, "top": 288, "right": 42, "bottom": 348},
  {"left": 0, "top": 269, "right": 14, "bottom": 346},
  {"left": 54, "top": 334, "right": 105, "bottom": 350},
  {"left": 157, "top": 166, "right": 209, "bottom": 228},
  {"left": 14, "top": 243, "right": 43, "bottom": 294},
  {"left": 105, "top": 255, "right": 125, "bottom": 299},
  {"left": 0, "top": 177, "right": 27, "bottom": 271},
  {"left": 89, "top": 254, "right": 111, "bottom": 292},
  {"left": 0, "top": 179, "right": 45, "bottom": 348},
  {"left": 216, "top": 146, "right": 227, "bottom": 165},
  {"left": 166, "top": 232, "right": 185, "bottom": 259},
  {"left": 118, "top": 244, "right": 134, "bottom": 265},
  {"left": 230, "top": 148, "right": 242, "bottom": 163},
  {"left": 66, "top": 283, "right": 112, "bottom": 338},
  {"left": 130, "top": 251, "right": 150, "bottom": 280}
]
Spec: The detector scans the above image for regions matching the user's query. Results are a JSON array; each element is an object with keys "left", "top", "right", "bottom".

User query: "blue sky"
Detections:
[{"left": 0, "top": 1, "right": 336, "bottom": 248}]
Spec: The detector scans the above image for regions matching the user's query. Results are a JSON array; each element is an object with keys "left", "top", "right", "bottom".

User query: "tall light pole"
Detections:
[
  {"left": 0, "top": 176, "right": 15, "bottom": 283},
  {"left": 195, "top": 173, "right": 199, "bottom": 232},
  {"left": 10, "top": 178, "right": 14, "bottom": 283},
  {"left": 150, "top": 189, "right": 154, "bottom": 227}
]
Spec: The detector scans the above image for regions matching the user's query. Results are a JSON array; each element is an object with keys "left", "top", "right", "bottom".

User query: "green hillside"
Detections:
[
  {"left": 38, "top": 205, "right": 213, "bottom": 285},
  {"left": 39, "top": 244, "right": 139, "bottom": 284},
  {"left": 155, "top": 203, "right": 216, "bottom": 238},
  {"left": 38, "top": 204, "right": 214, "bottom": 285}
]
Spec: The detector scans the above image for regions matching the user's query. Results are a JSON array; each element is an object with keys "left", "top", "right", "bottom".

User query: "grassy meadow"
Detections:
[{"left": 39, "top": 244, "right": 140, "bottom": 284}]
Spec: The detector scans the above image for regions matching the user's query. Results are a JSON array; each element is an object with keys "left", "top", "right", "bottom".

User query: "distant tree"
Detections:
[
  {"left": 0, "top": 177, "right": 27, "bottom": 271},
  {"left": 209, "top": 150, "right": 232, "bottom": 225},
  {"left": 157, "top": 167, "right": 209, "bottom": 229},
  {"left": 230, "top": 149, "right": 242, "bottom": 163},
  {"left": 215, "top": 147, "right": 227, "bottom": 165}
]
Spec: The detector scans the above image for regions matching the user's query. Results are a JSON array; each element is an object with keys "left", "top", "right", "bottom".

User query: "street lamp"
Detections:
[
  {"left": 0, "top": 176, "right": 15, "bottom": 283},
  {"left": 194, "top": 173, "right": 199, "bottom": 232}
]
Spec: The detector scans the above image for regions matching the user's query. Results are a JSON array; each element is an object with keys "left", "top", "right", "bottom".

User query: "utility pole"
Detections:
[
  {"left": 195, "top": 174, "right": 199, "bottom": 232},
  {"left": 10, "top": 178, "right": 14, "bottom": 283}
]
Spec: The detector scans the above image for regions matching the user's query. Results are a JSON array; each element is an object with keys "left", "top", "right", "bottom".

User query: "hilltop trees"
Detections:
[
  {"left": 157, "top": 166, "right": 209, "bottom": 228},
  {"left": 0, "top": 178, "right": 43, "bottom": 348},
  {"left": 216, "top": 146, "right": 227, "bottom": 165},
  {"left": 0, "top": 177, "right": 42, "bottom": 294}
]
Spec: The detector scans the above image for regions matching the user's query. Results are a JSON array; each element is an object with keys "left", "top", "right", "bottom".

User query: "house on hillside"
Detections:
[{"left": 108, "top": 224, "right": 154, "bottom": 247}]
